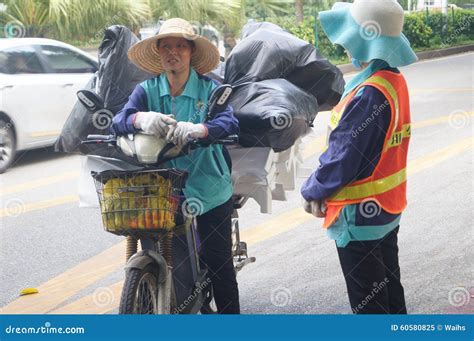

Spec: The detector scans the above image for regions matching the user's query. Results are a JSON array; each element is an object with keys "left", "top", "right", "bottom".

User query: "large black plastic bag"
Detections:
[
  {"left": 54, "top": 25, "right": 153, "bottom": 156},
  {"left": 96, "top": 26, "right": 154, "bottom": 114},
  {"left": 230, "top": 79, "right": 318, "bottom": 152},
  {"left": 225, "top": 22, "right": 344, "bottom": 111},
  {"left": 240, "top": 21, "right": 287, "bottom": 39}
]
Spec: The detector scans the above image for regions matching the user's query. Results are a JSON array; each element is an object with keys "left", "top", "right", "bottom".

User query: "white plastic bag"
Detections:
[{"left": 78, "top": 155, "right": 142, "bottom": 208}]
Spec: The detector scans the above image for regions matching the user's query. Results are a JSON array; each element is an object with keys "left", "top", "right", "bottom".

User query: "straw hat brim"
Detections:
[{"left": 128, "top": 32, "right": 220, "bottom": 75}]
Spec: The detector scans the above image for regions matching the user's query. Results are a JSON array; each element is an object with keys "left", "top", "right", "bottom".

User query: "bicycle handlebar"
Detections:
[
  {"left": 82, "top": 134, "right": 238, "bottom": 147},
  {"left": 81, "top": 133, "right": 239, "bottom": 167},
  {"left": 81, "top": 134, "right": 117, "bottom": 145}
]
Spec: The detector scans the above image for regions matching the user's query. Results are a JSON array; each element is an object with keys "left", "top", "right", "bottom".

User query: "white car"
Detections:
[{"left": 0, "top": 38, "right": 98, "bottom": 173}]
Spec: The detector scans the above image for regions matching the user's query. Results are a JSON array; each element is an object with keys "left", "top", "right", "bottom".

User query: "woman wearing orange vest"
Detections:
[{"left": 301, "top": 0, "right": 417, "bottom": 314}]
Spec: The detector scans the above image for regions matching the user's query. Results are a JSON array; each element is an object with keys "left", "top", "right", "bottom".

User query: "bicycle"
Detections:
[{"left": 79, "top": 87, "right": 255, "bottom": 314}]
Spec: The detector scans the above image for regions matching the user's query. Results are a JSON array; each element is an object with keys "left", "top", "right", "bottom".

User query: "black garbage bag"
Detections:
[
  {"left": 96, "top": 25, "right": 154, "bottom": 114},
  {"left": 54, "top": 25, "right": 153, "bottom": 155},
  {"left": 230, "top": 79, "right": 318, "bottom": 152},
  {"left": 240, "top": 21, "right": 287, "bottom": 39},
  {"left": 225, "top": 22, "right": 344, "bottom": 111}
]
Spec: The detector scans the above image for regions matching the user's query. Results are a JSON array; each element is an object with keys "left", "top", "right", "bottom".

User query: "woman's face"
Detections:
[{"left": 158, "top": 37, "right": 194, "bottom": 74}]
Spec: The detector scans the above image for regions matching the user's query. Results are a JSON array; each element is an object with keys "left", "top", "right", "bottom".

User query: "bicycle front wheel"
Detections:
[{"left": 119, "top": 264, "right": 161, "bottom": 314}]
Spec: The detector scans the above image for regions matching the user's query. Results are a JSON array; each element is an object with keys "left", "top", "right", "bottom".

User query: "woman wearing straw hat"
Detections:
[
  {"left": 112, "top": 18, "right": 240, "bottom": 314},
  {"left": 301, "top": 0, "right": 417, "bottom": 314}
]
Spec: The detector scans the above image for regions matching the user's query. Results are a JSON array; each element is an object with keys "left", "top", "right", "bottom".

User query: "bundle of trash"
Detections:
[
  {"left": 224, "top": 22, "right": 344, "bottom": 151},
  {"left": 228, "top": 79, "right": 318, "bottom": 152},
  {"left": 54, "top": 25, "right": 153, "bottom": 157}
]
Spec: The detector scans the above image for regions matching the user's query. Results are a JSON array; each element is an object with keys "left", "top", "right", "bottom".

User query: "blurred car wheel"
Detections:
[{"left": 0, "top": 119, "right": 16, "bottom": 173}]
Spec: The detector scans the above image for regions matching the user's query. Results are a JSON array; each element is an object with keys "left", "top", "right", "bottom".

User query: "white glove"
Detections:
[
  {"left": 166, "top": 122, "right": 208, "bottom": 146},
  {"left": 133, "top": 112, "right": 176, "bottom": 136},
  {"left": 302, "top": 199, "right": 327, "bottom": 218}
]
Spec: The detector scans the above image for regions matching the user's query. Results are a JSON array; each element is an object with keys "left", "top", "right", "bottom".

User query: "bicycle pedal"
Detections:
[
  {"left": 237, "top": 241, "right": 247, "bottom": 254},
  {"left": 234, "top": 256, "right": 256, "bottom": 272}
]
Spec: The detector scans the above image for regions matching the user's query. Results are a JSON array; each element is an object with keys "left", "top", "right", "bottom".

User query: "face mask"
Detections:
[{"left": 351, "top": 58, "right": 362, "bottom": 69}]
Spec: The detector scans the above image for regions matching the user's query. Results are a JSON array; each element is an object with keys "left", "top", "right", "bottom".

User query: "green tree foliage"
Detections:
[
  {"left": 0, "top": 0, "right": 243, "bottom": 44},
  {"left": 403, "top": 12, "right": 433, "bottom": 47},
  {"left": 269, "top": 8, "right": 473, "bottom": 63},
  {"left": 245, "top": 0, "right": 293, "bottom": 20},
  {"left": 1, "top": 0, "right": 472, "bottom": 55},
  {"left": 1, "top": 0, "right": 151, "bottom": 41}
]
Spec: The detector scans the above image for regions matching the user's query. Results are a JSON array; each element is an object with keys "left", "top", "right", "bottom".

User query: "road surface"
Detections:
[{"left": 1, "top": 52, "right": 472, "bottom": 314}]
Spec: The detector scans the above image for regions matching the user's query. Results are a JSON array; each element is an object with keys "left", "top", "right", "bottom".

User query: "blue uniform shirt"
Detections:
[
  {"left": 111, "top": 68, "right": 239, "bottom": 214},
  {"left": 111, "top": 70, "right": 238, "bottom": 140}
]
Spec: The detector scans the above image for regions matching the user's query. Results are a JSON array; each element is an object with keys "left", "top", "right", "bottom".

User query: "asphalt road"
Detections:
[{"left": 0, "top": 52, "right": 473, "bottom": 314}]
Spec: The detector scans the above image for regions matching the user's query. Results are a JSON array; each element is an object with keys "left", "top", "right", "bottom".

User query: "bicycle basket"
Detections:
[{"left": 91, "top": 168, "right": 188, "bottom": 236}]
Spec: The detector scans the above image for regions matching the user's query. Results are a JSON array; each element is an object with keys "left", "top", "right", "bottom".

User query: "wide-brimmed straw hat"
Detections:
[
  {"left": 128, "top": 18, "right": 220, "bottom": 75},
  {"left": 319, "top": 0, "right": 418, "bottom": 68}
]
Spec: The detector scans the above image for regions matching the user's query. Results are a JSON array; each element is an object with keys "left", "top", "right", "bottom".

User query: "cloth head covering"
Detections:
[{"left": 319, "top": 0, "right": 418, "bottom": 68}]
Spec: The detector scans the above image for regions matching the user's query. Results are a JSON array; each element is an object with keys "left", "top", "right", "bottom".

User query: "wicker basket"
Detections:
[{"left": 92, "top": 168, "right": 187, "bottom": 236}]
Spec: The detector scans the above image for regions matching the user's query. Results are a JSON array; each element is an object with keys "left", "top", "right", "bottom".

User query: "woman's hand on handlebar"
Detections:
[
  {"left": 166, "top": 122, "right": 208, "bottom": 146},
  {"left": 133, "top": 111, "right": 176, "bottom": 136}
]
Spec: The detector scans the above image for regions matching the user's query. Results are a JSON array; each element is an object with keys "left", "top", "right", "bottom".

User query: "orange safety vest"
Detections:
[{"left": 323, "top": 70, "right": 411, "bottom": 228}]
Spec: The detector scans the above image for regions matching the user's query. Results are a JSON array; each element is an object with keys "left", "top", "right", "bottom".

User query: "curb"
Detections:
[{"left": 337, "top": 44, "right": 474, "bottom": 74}]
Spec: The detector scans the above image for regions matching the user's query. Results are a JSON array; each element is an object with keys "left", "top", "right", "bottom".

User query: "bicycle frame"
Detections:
[
  {"left": 137, "top": 217, "right": 208, "bottom": 314},
  {"left": 79, "top": 83, "right": 252, "bottom": 314},
  {"left": 135, "top": 195, "right": 255, "bottom": 314}
]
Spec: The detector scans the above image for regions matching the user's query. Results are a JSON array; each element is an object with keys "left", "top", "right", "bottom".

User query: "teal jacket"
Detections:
[{"left": 112, "top": 68, "right": 239, "bottom": 214}]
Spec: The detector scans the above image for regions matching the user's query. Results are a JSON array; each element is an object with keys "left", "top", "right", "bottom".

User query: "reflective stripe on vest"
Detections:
[
  {"left": 331, "top": 168, "right": 406, "bottom": 201},
  {"left": 366, "top": 76, "right": 400, "bottom": 133},
  {"left": 325, "top": 76, "right": 409, "bottom": 151},
  {"left": 324, "top": 104, "right": 347, "bottom": 151},
  {"left": 386, "top": 123, "right": 411, "bottom": 150}
]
